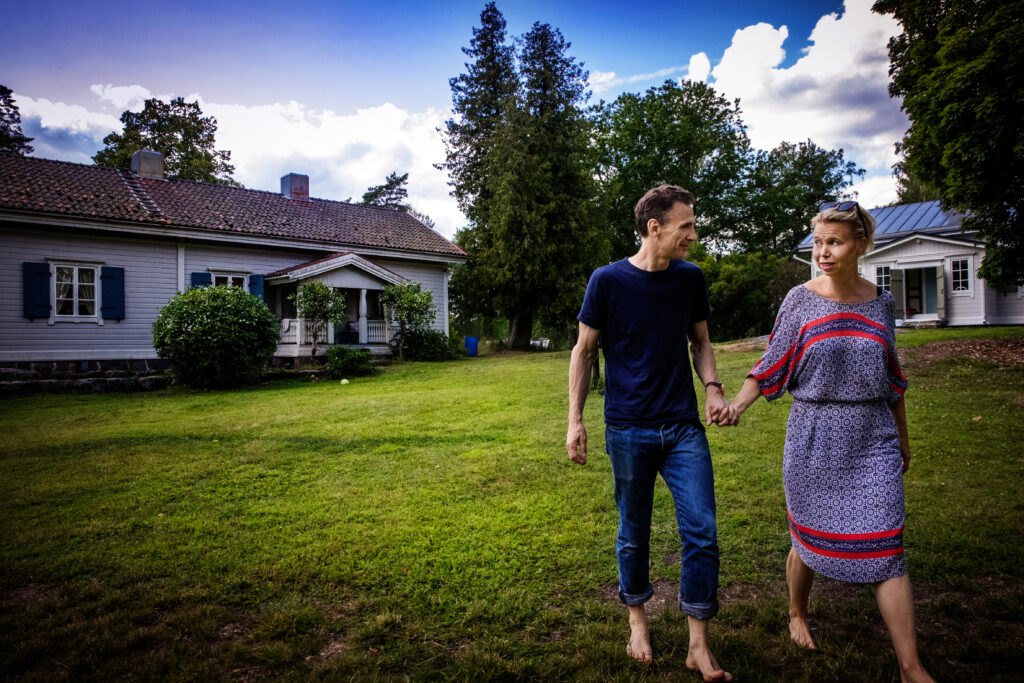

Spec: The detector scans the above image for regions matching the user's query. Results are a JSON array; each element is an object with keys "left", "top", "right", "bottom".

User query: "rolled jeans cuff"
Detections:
[
  {"left": 679, "top": 596, "right": 719, "bottom": 620},
  {"left": 618, "top": 583, "right": 654, "bottom": 606}
]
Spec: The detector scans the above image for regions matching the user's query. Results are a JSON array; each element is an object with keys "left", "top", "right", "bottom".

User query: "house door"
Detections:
[{"left": 903, "top": 267, "right": 940, "bottom": 318}]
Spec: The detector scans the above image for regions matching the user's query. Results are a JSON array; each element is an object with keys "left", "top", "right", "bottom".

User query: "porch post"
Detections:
[{"left": 358, "top": 289, "right": 368, "bottom": 344}]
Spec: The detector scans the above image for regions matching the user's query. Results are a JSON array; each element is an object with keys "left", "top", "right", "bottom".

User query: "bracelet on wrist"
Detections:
[{"left": 704, "top": 381, "right": 724, "bottom": 390}]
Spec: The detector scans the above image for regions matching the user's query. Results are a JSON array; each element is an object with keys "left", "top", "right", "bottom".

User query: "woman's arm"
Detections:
[
  {"left": 889, "top": 397, "right": 911, "bottom": 473},
  {"left": 721, "top": 375, "right": 763, "bottom": 426}
]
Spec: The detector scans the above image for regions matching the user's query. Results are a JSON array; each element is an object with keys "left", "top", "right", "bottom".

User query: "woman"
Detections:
[{"left": 726, "top": 201, "right": 934, "bottom": 682}]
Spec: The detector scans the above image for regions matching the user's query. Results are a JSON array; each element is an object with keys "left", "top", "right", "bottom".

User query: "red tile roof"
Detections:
[{"left": 0, "top": 155, "right": 465, "bottom": 258}]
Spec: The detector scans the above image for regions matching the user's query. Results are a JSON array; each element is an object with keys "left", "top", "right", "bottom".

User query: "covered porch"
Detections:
[{"left": 265, "top": 252, "right": 405, "bottom": 359}]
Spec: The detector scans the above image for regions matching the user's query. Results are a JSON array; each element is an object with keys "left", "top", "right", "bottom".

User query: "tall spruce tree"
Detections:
[
  {"left": 495, "top": 22, "right": 605, "bottom": 347},
  {"left": 0, "top": 85, "right": 34, "bottom": 156},
  {"left": 439, "top": 2, "right": 516, "bottom": 223},
  {"left": 874, "top": 0, "right": 1024, "bottom": 289},
  {"left": 94, "top": 97, "right": 239, "bottom": 186},
  {"left": 592, "top": 80, "right": 751, "bottom": 260},
  {"left": 443, "top": 7, "right": 605, "bottom": 349}
]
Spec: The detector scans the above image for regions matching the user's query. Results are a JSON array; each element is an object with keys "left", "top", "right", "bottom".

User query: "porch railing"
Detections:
[
  {"left": 278, "top": 318, "right": 327, "bottom": 346},
  {"left": 366, "top": 319, "right": 388, "bottom": 343},
  {"left": 278, "top": 318, "right": 393, "bottom": 346}
]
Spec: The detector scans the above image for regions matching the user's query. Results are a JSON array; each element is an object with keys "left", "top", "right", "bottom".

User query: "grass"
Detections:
[{"left": 1, "top": 326, "right": 1023, "bottom": 681}]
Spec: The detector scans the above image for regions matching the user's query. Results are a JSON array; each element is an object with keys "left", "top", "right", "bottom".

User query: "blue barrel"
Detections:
[{"left": 464, "top": 336, "right": 479, "bottom": 357}]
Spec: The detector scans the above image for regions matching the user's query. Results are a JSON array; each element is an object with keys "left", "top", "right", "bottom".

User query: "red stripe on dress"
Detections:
[
  {"left": 788, "top": 510, "right": 902, "bottom": 540},
  {"left": 760, "top": 330, "right": 890, "bottom": 396},
  {"left": 753, "top": 313, "right": 890, "bottom": 383},
  {"left": 790, "top": 529, "right": 905, "bottom": 560}
]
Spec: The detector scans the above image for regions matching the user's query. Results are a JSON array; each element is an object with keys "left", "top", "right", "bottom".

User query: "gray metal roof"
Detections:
[{"left": 796, "top": 200, "right": 965, "bottom": 250}]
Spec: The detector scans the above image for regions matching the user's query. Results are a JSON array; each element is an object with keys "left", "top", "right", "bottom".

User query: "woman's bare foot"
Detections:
[
  {"left": 626, "top": 605, "right": 653, "bottom": 663},
  {"left": 685, "top": 643, "right": 732, "bottom": 681},
  {"left": 789, "top": 615, "right": 817, "bottom": 649}
]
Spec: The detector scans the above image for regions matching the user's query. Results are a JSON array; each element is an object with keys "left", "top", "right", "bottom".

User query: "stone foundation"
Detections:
[{"left": 0, "top": 359, "right": 170, "bottom": 397}]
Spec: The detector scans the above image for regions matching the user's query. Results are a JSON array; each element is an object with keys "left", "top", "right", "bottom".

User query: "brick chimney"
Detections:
[
  {"left": 281, "top": 173, "right": 309, "bottom": 201},
  {"left": 131, "top": 150, "right": 165, "bottom": 180}
]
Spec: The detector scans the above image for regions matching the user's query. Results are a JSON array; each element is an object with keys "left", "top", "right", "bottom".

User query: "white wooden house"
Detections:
[
  {"left": 0, "top": 152, "right": 466, "bottom": 368},
  {"left": 796, "top": 200, "right": 1024, "bottom": 326}
]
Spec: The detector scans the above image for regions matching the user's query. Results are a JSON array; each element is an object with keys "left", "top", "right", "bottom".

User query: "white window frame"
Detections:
[
  {"left": 48, "top": 261, "right": 104, "bottom": 326},
  {"left": 949, "top": 257, "right": 973, "bottom": 297},
  {"left": 211, "top": 272, "right": 249, "bottom": 289},
  {"left": 875, "top": 265, "right": 892, "bottom": 292}
]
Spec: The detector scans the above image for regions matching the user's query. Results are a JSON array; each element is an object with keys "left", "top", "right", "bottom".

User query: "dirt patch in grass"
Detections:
[
  {"left": 0, "top": 583, "right": 56, "bottom": 603},
  {"left": 715, "top": 336, "right": 769, "bottom": 353},
  {"left": 903, "top": 337, "right": 1024, "bottom": 366}
]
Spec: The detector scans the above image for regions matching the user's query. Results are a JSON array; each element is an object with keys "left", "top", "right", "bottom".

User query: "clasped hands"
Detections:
[{"left": 704, "top": 389, "right": 741, "bottom": 427}]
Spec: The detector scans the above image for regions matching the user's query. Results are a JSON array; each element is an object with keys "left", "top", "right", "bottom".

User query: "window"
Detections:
[
  {"left": 875, "top": 266, "right": 891, "bottom": 291},
  {"left": 951, "top": 259, "right": 971, "bottom": 293},
  {"left": 213, "top": 273, "right": 247, "bottom": 288},
  {"left": 55, "top": 265, "right": 97, "bottom": 317}
]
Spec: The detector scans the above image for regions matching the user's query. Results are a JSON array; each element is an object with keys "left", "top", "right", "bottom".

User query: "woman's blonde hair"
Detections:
[{"left": 813, "top": 201, "right": 877, "bottom": 252}]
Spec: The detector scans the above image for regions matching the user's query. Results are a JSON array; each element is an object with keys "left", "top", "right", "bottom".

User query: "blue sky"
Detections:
[{"left": 5, "top": 0, "right": 905, "bottom": 238}]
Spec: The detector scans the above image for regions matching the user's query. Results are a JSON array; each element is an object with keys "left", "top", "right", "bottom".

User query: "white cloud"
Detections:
[
  {"left": 590, "top": 65, "right": 688, "bottom": 94},
  {"left": 710, "top": 0, "right": 907, "bottom": 174},
  {"left": 686, "top": 52, "right": 711, "bottom": 83},
  {"left": 848, "top": 172, "right": 898, "bottom": 209},
  {"left": 90, "top": 84, "right": 151, "bottom": 110},
  {"left": 194, "top": 97, "right": 460, "bottom": 236},
  {"left": 15, "top": 87, "right": 465, "bottom": 238}
]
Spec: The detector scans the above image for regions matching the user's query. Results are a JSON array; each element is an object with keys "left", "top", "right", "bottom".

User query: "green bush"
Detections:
[
  {"left": 325, "top": 345, "right": 375, "bottom": 377},
  {"left": 391, "top": 327, "right": 461, "bottom": 361},
  {"left": 152, "top": 286, "right": 280, "bottom": 388}
]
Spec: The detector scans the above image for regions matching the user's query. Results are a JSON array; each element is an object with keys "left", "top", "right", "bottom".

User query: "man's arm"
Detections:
[
  {"left": 688, "top": 320, "right": 728, "bottom": 426},
  {"left": 567, "top": 321, "right": 601, "bottom": 465}
]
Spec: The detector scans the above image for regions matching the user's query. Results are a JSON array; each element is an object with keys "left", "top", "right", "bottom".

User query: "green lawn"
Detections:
[{"left": 2, "top": 327, "right": 1023, "bottom": 681}]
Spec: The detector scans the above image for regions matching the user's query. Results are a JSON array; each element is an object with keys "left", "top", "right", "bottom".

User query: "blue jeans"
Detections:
[{"left": 605, "top": 420, "right": 720, "bottom": 620}]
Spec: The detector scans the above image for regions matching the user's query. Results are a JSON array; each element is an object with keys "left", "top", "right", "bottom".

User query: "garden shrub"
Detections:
[
  {"left": 325, "top": 345, "right": 375, "bottom": 377},
  {"left": 391, "top": 327, "right": 461, "bottom": 361},
  {"left": 152, "top": 285, "right": 280, "bottom": 388}
]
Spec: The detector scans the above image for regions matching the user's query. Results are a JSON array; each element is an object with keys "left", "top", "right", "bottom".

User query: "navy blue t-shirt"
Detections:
[{"left": 578, "top": 258, "right": 710, "bottom": 427}]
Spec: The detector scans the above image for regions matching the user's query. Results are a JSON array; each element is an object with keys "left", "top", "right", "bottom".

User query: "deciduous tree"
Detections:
[
  {"left": 380, "top": 282, "right": 435, "bottom": 361},
  {"left": 874, "top": 0, "right": 1024, "bottom": 289},
  {"left": 732, "top": 140, "right": 863, "bottom": 255},
  {"left": 592, "top": 80, "right": 750, "bottom": 260},
  {"left": 0, "top": 84, "right": 34, "bottom": 156},
  {"left": 93, "top": 97, "right": 239, "bottom": 185},
  {"left": 289, "top": 281, "right": 347, "bottom": 362}
]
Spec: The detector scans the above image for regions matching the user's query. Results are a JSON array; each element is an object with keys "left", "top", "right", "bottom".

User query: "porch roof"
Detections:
[{"left": 266, "top": 251, "right": 407, "bottom": 285}]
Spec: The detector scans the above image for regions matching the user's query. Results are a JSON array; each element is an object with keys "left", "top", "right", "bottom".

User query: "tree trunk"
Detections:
[
  {"left": 507, "top": 308, "right": 534, "bottom": 350},
  {"left": 590, "top": 345, "right": 600, "bottom": 388}
]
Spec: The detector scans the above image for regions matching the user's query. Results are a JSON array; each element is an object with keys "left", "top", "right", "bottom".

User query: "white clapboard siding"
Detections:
[
  {"left": 183, "top": 242, "right": 319, "bottom": 281},
  {"left": 374, "top": 258, "right": 449, "bottom": 332},
  {"left": 1, "top": 225, "right": 178, "bottom": 359}
]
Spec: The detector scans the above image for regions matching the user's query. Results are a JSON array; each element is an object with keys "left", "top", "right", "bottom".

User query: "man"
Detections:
[{"left": 567, "top": 185, "right": 731, "bottom": 680}]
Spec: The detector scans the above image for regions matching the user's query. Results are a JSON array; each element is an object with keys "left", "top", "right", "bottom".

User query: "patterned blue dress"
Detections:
[{"left": 751, "top": 285, "right": 909, "bottom": 583}]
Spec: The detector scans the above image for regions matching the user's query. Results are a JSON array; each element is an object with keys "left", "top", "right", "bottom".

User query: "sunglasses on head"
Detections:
[{"left": 819, "top": 200, "right": 859, "bottom": 212}]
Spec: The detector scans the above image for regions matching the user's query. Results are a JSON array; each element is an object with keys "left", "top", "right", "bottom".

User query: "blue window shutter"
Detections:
[
  {"left": 22, "top": 262, "right": 51, "bottom": 319},
  {"left": 190, "top": 272, "right": 212, "bottom": 288},
  {"left": 248, "top": 274, "right": 265, "bottom": 301},
  {"left": 100, "top": 267, "right": 125, "bottom": 320}
]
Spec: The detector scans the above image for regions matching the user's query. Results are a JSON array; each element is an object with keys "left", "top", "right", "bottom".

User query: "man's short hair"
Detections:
[{"left": 634, "top": 185, "right": 696, "bottom": 237}]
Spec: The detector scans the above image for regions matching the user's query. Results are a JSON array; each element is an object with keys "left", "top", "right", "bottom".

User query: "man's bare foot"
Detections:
[
  {"left": 900, "top": 662, "right": 936, "bottom": 683},
  {"left": 685, "top": 642, "right": 733, "bottom": 682},
  {"left": 789, "top": 615, "right": 817, "bottom": 649},
  {"left": 626, "top": 605, "right": 653, "bottom": 663}
]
